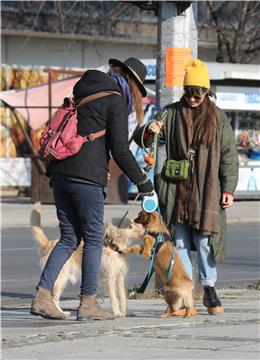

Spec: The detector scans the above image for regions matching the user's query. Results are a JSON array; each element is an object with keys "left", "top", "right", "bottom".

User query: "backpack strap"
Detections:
[
  {"left": 83, "top": 129, "right": 107, "bottom": 143},
  {"left": 76, "top": 91, "right": 121, "bottom": 108},
  {"left": 76, "top": 91, "right": 121, "bottom": 143}
]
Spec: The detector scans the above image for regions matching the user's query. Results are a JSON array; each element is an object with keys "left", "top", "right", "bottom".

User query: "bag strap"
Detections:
[
  {"left": 165, "top": 104, "right": 196, "bottom": 161},
  {"left": 76, "top": 91, "right": 121, "bottom": 108},
  {"left": 83, "top": 129, "right": 107, "bottom": 143},
  {"left": 76, "top": 91, "right": 121, "bottom": 143},
  {"left": 165, "top": 104, "right": 176, "bottom": 158}
]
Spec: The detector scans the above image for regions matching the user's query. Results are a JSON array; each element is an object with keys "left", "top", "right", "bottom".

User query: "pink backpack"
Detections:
[{"left": 39, "top": 91, "right": 120, "bottom": 161}]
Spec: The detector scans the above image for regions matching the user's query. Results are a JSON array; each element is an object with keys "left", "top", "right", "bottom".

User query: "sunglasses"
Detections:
[{"left": 184, "top": 93, "right": 205, "bottom": 101}]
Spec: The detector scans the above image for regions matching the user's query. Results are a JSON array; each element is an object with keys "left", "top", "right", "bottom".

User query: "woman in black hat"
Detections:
[{"left": 30, "top": 58, "right": 153, "bottom": 321}]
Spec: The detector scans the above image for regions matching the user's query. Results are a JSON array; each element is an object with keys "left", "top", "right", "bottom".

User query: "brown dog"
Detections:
[{"left": 126, "top": 211, "right": 197, "bottom": 318}]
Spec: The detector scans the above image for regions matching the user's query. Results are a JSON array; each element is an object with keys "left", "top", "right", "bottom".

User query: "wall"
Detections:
[{"left": 1, "top": 35, "right": 156, "bottom": 68}]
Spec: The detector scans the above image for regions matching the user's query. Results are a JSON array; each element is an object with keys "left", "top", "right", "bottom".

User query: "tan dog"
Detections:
[
  {"left": 126, "top": 210, "right": 197, "bottom": 318},
  {"left": 31, "top": 203, "right": 145, "bottom": 318}
]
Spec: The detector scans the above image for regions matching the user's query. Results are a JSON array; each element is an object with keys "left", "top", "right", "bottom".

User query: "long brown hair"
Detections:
[
  {"left": 109, "top": 65, "right": 144, "bottom": 124},
  {"left": 183, "top": 86, "right": 218, "bottom": 147}
]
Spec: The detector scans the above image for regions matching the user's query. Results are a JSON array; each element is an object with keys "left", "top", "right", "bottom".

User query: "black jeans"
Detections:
[{"left": 38, "top": 178, "right": 104, "bottom": 295}]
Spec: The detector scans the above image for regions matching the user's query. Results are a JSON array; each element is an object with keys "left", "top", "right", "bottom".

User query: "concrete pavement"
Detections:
[
  {"left": 1, "top": 195, "right": 260, "bottom": 359},
  {"left": 1, "top": 289, "right": 260, "bottom": 359}
]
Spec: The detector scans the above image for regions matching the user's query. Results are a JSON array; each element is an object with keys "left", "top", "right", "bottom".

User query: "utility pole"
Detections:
[
  {"left": 154, "top": 1, "right": 198, "bottom": 289},
  {"left": 154, "top": 1, "right": 198, "bottom": 180},
  {"left": 132, "top": 1, "right": 198, "bottom": 292},
  {"left": 156, "top": 2, "right": 198, "bottom": 108}
]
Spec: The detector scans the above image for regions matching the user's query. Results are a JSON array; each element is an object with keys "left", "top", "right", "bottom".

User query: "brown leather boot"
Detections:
[
  {"left": 76, "top": 295, "right": 110, "bottom": 321},
  {"left": 30, "top": 287, "right": 66, "bottom": 320}
]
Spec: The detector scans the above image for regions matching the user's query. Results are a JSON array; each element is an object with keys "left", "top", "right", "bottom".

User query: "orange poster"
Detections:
[{"left": 165, "top": 48, "right": 192, "bottom": 87}]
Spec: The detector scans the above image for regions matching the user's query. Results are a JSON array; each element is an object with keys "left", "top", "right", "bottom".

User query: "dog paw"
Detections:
[
  {"left": 114, "top": 311, "right": 125, "bottom": 318},
  {"left": 185, "top": 307, "right": 197, "bottom": 317},
  {"left": 140, "top": 251, "right": 152, "bottom": 258},
  {"left": 172, "top": 308, "right": 187, "bottom": 316},
  {"left": 62, "top": 310, "right": 71, "bottom": 318},
  {"left": 162, "top": 308, "right": 186, "bottom": 317}
]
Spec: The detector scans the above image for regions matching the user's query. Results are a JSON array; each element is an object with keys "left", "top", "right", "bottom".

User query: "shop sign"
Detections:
[
  {"left": 142, "top": 59, "right": 156, "bottom": 81},
  {"left": 216, "top": 86, "right": 260, "bottom": 111}
]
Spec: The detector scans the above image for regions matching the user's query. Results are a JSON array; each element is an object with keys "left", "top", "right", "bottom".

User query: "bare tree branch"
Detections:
[{"left": 205, "top": 1, "right": 260, "bottom": 63}]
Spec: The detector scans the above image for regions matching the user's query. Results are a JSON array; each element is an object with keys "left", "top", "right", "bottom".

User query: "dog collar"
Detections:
[
  {"left": 104, "top": 240, "right": 124, "bottom": 254},
  {"left": 147, "top": 231, "right": 171, "bottom": 242}
]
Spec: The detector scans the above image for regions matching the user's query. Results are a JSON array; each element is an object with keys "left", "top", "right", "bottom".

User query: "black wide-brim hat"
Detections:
[{"left": 108, "top": 57, "right": 147, "bottom": 97}]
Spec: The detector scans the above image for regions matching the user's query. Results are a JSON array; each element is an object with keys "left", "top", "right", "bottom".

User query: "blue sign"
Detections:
[
  {"left": 245, "top": 92, "right": 260, "bottom": 104},
  {"left": 145, "top": 64, "right": 156, "bottom": 78}
]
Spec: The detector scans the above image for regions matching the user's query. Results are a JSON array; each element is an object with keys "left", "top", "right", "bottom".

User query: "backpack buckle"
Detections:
[{"left": 86, "top": 133, "right": 95, "bottom": 141}]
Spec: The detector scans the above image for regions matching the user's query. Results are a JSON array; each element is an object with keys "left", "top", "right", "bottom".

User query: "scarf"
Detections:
[
  {"left": 107, "top": 71, "right": 132, "bottom": 114},
  {"left": 171, "top": 100, "right": 221, "bottom": 234}
]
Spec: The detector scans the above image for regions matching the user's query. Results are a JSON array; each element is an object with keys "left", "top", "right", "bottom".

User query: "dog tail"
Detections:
[{"left": 31, "top": 202, "right": 51, "bottom": 256}]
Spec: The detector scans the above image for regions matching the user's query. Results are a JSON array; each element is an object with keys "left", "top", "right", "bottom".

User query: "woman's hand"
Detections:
[
  {"left": 147, "top": 120, "right": 164, "bottom": 134},
  {"left": 221, "top": 192, "right": 234, "bottom": 208}
]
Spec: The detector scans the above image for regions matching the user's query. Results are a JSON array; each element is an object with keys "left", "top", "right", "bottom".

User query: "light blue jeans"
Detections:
[{"left": 174, "top": 222, "right": 217, "bottom": 287}]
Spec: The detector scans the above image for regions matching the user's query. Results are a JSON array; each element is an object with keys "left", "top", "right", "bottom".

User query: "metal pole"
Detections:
[
  {"left": 154, "top": 1, "right": 198, "bottom": 290},
  {"left": 48, "top": 70, "right": 52, "bottom": 122},
  {"left": 11, "top": 109, "right": 46, "bottom": 175},
  {"left": 156, "top": 2, "right": 198, "bottom": 108}
]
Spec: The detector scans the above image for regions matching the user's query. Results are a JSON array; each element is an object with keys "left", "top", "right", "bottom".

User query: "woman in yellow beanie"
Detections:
[{"left": 134, "top": 59, "right": 239, "bottom": 315}]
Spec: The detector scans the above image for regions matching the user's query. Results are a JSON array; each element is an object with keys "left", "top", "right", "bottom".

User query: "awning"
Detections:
[{"left": 0, "top": 76, "right": 80, "bottom": 130}]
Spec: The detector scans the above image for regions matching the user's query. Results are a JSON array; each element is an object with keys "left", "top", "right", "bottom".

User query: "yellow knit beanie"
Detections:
[{"left": 183, "top": 59, "right": 210, "bottom": 88}]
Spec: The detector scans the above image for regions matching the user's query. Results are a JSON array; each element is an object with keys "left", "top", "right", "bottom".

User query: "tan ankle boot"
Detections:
[
  {"left": 77, "top": 295, "right": 110, "bottom": 321},
  {"left": 30, "top": 287, "right": 66, "bottom": 320}
]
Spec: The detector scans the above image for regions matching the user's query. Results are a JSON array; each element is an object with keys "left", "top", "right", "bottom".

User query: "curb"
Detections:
[
  {"left": 227, "top": 217, "right": 260, "bottom": 224},
  {"left": 1, "top": 217, "right": 260, "bottom": 229}
]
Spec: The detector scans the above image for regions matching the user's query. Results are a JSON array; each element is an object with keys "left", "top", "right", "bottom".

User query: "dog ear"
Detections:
[
  {"left": 141, "top": 211, "right": 149, "bottom": 222},
  {"left": 104, "top": 223, "right": 115, "bottom": 239}
]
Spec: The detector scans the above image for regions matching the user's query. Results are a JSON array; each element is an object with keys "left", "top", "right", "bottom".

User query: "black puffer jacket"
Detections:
[{"left": 46, "top": 70, "right": 145, "bottom": 187}]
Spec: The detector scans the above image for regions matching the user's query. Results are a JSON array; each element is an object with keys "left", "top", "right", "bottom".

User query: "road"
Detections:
[{"left": 1, "top": 222, "right": 259, "bottom": 308}]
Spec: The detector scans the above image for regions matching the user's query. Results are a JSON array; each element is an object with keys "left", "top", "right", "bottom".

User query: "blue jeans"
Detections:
[
  {"left": 38, "top": 178, "right": 104, "bottom": 296},
  {"left": 174, "top": 222, "right": 217, "bottom": 287}
]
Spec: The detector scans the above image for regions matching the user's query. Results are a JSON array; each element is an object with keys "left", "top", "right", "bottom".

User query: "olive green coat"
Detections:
[{"left": 134, "top": 102, "right": 239, "bottom": 263}]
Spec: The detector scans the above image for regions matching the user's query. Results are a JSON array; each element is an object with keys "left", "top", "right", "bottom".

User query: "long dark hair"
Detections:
[
  {"left": 109, "top": 65, "right": 144, "bottom": 124},
  {"left": 183, "top": 86, "right": 218, "bottom": 146}
]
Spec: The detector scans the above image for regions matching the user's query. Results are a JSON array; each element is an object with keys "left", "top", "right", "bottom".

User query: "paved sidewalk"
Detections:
[
  {"left": 1, "top": 197, "right": 260, "bottom": 228},
  {"left": 2, "top": 289, "right": 260, "bottom": 359},
  {"left": 1, "top": 196, "right": 259, "bottom": 359}
]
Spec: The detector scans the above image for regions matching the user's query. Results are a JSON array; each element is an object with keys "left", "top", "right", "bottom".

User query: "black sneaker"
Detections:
[{"left": 203, "top": 286, "right": 224, "bottom": 315}]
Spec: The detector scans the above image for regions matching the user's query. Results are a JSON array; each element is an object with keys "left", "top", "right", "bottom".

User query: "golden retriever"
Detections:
[
  {"left": 30, "top": 203, "right": 145, "bottom": 318},
  {"left": 126, "top": 210, "right": 197, "bottom": 318}
]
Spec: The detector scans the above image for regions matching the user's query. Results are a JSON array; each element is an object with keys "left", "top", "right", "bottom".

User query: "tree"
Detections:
[
  {"left": 2, "top": 1, "right": 156, "bottom": 41},
  {"left": 199, "top": 1, "right": 260, "bottom": 63}
]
